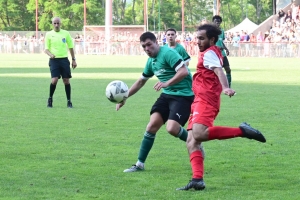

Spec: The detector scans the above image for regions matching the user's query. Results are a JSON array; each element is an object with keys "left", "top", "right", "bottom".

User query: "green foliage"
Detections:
[
  {"left": 0, "top": 0, "right": 274, "bottom": 31},
  {"left": 0, "top": 0, "right": 34, "bottom": 31},
  {"left": 220, "top": 0, "right": 273, "bottom": 30}
]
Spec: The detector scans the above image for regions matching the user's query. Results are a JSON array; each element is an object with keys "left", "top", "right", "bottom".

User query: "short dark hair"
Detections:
[
  {"left": 197, "top": 23, "right": 221, "bottom": 44},
  {"left": 165, "top": 28, "right": 176, "bottom": 34},
  {"left": 212, "top": 15, "right": 222, "bottom": 22},
  {"left": 140, "top": 32, "right": 157, "bottom": 42}
]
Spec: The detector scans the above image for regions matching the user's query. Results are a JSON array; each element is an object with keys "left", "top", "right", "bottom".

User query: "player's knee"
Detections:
[
  {"left": 51, "top": 78, "right": 58, "bottom": 85},
  {"left": 63, "top": 78, "right": 70, "bottom": 85},
  {"left": 146, "top": 123, "right": 159, "bottom": 134},
  {"left": 192, "top": 126, "right": 209, "bottom": 142},
  {"left": 166, "top": 124, "right": 179, "bottom": 136}
]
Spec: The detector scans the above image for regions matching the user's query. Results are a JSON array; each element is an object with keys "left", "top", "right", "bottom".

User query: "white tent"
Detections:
[{"left": 226, "top": 18, "right": 258, "bottom": 34}]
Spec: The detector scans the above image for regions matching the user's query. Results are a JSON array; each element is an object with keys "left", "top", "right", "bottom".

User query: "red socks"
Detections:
[
  {"left": 208, "top": 126, "right": 243, "bottom": 140},
  {"left": 190, "top": 127, "right": 243, "bottom": 179},
  {"left": 190, "top": 150, "right": 204, "bottom": 179}
]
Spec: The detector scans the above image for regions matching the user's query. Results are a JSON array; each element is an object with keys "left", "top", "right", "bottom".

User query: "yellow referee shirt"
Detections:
[{"left": 45, "top": 29, "right": 74, "bottom": 58}]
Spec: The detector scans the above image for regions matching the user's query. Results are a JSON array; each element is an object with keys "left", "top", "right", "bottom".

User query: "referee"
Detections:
[{"left": 44, "top": 17, "right": 77, "bottom": 108}]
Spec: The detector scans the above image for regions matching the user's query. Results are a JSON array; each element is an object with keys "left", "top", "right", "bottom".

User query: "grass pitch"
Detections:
[{"left": 0, "top": 54, "right": 299, "bottom": 199}]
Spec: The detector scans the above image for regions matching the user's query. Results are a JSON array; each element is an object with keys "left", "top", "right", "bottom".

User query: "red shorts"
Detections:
[{"left": 187, "top": 98, "right": 220, "bottom": 130}]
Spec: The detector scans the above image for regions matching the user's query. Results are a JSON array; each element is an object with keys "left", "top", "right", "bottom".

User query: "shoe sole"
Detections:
[
  {"left": 176, "top": 183, "right": 205, "bottom": 191},
  {"left": 123, "top": 169, "right": 144, "bottom": 172}
]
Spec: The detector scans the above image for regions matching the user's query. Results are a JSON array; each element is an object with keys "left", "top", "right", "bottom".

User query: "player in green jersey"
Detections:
[
  {"left": 164, "top": 28, "right": 191, "bottom": 66},
  {"left": 213, "top": 15, "right": 232, "bottom": 87},
  {"left": 44, "top": 17, "right": 77, "bottom": 108},
  {"left": 117, "top": 32, "right": 194, "bottom": 172}
]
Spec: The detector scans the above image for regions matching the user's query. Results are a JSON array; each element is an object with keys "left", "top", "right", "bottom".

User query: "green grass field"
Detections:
[{"left": 0, "top": 54, "right": 299, "bottom": 200}]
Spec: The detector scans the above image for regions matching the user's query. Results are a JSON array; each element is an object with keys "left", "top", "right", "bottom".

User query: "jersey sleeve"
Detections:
[
  {"left": 203, "top": 50, "right": 222, "bottom": 70},
  {"left": 164, "top": 49, "right": 185, "bottom": 72},
  {"left": 142, "top": 59, "right": 154, "bottom": 80},
  {"left": 178, "top": 48, "right": 191, "bottom": 63}
]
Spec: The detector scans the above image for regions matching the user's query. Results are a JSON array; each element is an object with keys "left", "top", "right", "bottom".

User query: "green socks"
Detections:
[
  {"left": 138, "top": 132, "right": 156, "bottom": 163},
  {"left": 137, "top": 127, "right": 188, "bottom": 164},
  {"left": 177, "top": 126, "right": 188, "bottom": 142},
  {"left": 226, "top": 73, "right": 232, "bottom": 88}
]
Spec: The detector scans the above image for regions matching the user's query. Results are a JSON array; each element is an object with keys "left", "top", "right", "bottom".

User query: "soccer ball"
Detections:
[{"left": 105, "top": 80, "right": 129, "bottom": 103}]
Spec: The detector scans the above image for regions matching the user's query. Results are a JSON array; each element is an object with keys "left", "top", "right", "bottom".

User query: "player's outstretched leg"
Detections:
[
  {"left": 239, "top": 122, "right": 266, "bottom": 143},
  {"left": 176, "top": 179, "right": 205, "bottom": 191}
]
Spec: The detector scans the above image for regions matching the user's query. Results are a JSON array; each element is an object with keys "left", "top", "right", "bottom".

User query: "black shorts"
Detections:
[
  {"left": 49, "top": 58, "right": 72, "bottom": 79},
  {"left": 150, "top": 93, "right": 194, "bottom": 126}
]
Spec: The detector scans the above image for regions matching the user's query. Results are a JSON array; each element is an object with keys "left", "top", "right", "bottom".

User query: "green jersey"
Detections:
[
  {"left": 215, "top": 29, "right": 226, "bottom": 57},
  {"left": 164, "top": 43, "right": 191, "bottom": 63},
  {"left": 45, "top": 29, "right": 74, "bottom": 58},
  {"left": 142, "top": 46, "right": 193, "bottom": 96}
]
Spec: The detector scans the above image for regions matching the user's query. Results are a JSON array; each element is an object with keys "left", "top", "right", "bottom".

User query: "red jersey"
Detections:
[{"left": 192, "top": 46, "right": 223, "bottom": 108}]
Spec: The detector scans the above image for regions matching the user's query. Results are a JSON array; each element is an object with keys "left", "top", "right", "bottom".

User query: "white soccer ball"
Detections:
[{"left": 105, "top": 80, "right": 129, "bottom": 103}]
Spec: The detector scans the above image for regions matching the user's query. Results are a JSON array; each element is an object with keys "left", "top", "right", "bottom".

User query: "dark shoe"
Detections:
[
  {"left": 47, "top": 98, "right": 53, "bottom": 108},
  {"left": 176, "top": 180, "right": 205, "bottom": 191},
  {"left": 67, "top": 101, "right": 73, "bottom": 108},
  {"left": 239, "top": 122, "right": 266, "bottom": 143}
]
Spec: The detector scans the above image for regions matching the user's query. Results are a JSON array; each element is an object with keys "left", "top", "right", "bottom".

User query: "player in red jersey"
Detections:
[{"left": 176, "top": 23, "right": 266, "bottom": 191}]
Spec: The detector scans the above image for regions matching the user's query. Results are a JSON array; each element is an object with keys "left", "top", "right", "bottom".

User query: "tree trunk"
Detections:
[
  {"left": 256, "top": 0, "right": 262, "bottom": 23},
  {"left": 113, "top": 1, "right": 119, "bottom": 22},
  {"left": 121, "top": 0, "right": 127, "bottom": 20},
  {"left": 4, "top": 0, "right": 10, "bottom": 27},
  {"left": 151, "top": 0, "right": 154, "bottom": 15},
  {"left": 227, "top": 3, "right": 234, "bottom": 26},
  {"left": 132, "top": 0, "right": 136, "bottom": 24}
]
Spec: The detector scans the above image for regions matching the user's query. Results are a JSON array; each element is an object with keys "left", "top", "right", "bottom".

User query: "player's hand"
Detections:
[
  {"left": 50, "top": 54, "right": 55, "bottom": 59},
  {"left": 225, "top": 49, "right": 230, "bottom": 56},
  {"left": 72, "top": 60, "right": 77, "bottom": 70},
  {"left": 153, "top": 81, "right": 167, "bottom": 91},
  {"left": 116, "top": 97, "right": 127, "bottom": 111},
  {"left": 223, "top": 88, "right": 235, "bottom": 98}
]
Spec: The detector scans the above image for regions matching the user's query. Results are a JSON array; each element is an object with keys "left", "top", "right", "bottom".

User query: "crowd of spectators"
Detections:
[
  {"left": 0, "top": 33, "right": 45, "bottom": 54},
  {"left": 2, "top": 2, "right": 300, "bottom": 58},
  {"left": 224, "top": 1, "right": 300, "bottom": 57}
]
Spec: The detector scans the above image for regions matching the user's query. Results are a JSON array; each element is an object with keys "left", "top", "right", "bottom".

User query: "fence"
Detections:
[{"left": 1, "top": 31, "right": 300, "bottom": 57}]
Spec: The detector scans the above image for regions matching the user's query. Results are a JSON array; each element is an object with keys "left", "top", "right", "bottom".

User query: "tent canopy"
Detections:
[{"left": 226, "top": 18, "right": 258, "bottom": 34}]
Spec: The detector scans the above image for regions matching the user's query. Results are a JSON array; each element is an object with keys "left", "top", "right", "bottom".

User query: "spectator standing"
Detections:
[
  {"left": 249, "top": 33, "right": 257, "bottom": 56},
  {"left": 278, "top": 9, "right": 286, "bottom": 24},
  {"left": 39, "top": 34, "right": 45, "bottom": 53},
  {"left": 256, "top": 31, "right": 264, "bottom": 56},
  {"left": 232, "top": 32, "right": 240, "bottom": 56}
]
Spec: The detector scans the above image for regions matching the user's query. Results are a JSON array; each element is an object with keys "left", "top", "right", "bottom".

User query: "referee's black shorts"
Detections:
[
  {"left": 150, "top": 93, "right": 194, "bottom": 127},
  {"left": 49, "top": 57, "right": 72, "bottom": 79}
]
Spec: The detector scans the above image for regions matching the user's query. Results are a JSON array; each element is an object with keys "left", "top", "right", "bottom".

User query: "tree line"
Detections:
[{"left": 0, "top": 0, "right": 273, "bottom": 32}]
